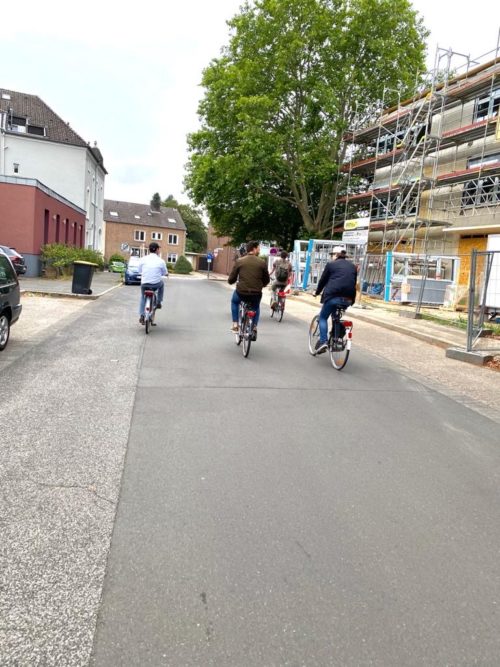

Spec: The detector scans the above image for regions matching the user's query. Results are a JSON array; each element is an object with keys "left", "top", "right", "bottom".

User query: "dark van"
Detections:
[{"left": 0, "top": 250, "right": 22, "bottom": 351}]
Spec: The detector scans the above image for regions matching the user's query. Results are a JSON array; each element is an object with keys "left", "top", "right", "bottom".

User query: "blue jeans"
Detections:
[
  {"left": 319, "top": 297, "right": 352, "bottom": 343},
  {"left": 231, "top": 291, "right": 262, "bottom": 326},
  {"left": 139, "top": 281, "right": 164, "bottom": 315}
]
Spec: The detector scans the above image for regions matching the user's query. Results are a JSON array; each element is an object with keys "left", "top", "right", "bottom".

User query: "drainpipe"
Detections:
[{"left": 0, "top": 111, "right": 6, "bottom": 174}]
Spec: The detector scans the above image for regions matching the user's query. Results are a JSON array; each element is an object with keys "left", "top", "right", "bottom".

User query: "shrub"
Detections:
[
  {"left": 174, "top": 255, "right": 192, "bottom": 274},
  {"left": 41, "top": 243, "right": 104, "bottom": 274},
  {"left": 108, "top": 253, "right": 126, "bottom": 264},
  {"left": 166, "top": 262, "right": 175, "bottom": 273}
]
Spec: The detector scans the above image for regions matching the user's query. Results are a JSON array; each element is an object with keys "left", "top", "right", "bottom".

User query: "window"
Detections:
[
  {"left": 473, "top": 88, "right": 500, "bottom": 122},
  {"left": 168, "top": 233, "right": 178, "bottom": 244},
  {"left": 167, "top": 253, "right": 178, "bottom": 263},
  {"left": 110, "top": 211, "right": 119, "bottom": 217},
  {"left": 13, "top": 163, "right": 19, "bottom": 174},
  {"left": 0, "top": 255, "right": 16, "bottom": 285},
  {"left": 27, "top": 125, "right": 45, "bottom": 136},
  {"left": 134, "top": 230, "right": 145, "bottom": 241},
  {"left": 131, "top": 247, "right": 141, "bottom": 257},
  {"left": 370, "top": 194, "right": 417, "bottom": 220},
  {"left": 151, "top": 232, "right": 163, "bottom": 240},
  {"left": 461, "top": 153, "right": 500, "bottom": 210}
]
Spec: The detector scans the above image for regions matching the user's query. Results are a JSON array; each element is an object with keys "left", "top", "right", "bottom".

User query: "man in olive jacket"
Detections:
[{"left": 228, "top": 240, "right": 270, "bottom": 337}]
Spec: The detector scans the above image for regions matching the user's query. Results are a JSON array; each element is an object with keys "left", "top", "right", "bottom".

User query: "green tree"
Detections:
[
  {"left": 163, "top": 194, "right": 179, "bottom": 207},
  {"left": 185, "top": 0, "right": 428, "bottom": 237},
  {"left": 177, "top": 204, "right": 208, "bottom": 253},
  {"left": 161, "top": 195, "right": 208, "bottom": 253},
  {"left": 150, "top": 192, "right": 162, "bottom": 211}
]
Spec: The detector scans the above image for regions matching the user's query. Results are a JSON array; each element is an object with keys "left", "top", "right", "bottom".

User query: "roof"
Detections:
[
  {"left": 0, "top": 88, "right": 106, "bottom": 171},
  {"left": 104, "top": 200, "right": 186, "bottom": 231}
]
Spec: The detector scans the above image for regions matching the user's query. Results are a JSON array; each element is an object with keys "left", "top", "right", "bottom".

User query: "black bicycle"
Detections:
[
  {"left": 308, "top": 307, "right": 353, "bottom": 370},
  {"left": 235, "top": 301, "right": 257, "bottom": 357},
  {"left": 143, "top": 287, "right": 158, "bottom": 334}
]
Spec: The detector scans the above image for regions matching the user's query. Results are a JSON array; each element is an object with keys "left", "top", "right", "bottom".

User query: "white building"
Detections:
[{"left": 0, "top": 88, "right": 107, "bottom": 252}]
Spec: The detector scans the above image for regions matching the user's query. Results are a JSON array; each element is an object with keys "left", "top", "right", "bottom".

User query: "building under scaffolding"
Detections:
[{"left": 335, "top": 37, "right": 500, "bottom": 301}]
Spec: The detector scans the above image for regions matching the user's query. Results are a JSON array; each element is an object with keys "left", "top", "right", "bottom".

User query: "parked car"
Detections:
[
  {"left": 109, "top": 260, "right": 126, "bottom": 273},
  {"left": 124, "top": 256, "right": 142, "bottom": 285},
  {"left": 0, "top": 249, "right": 22, "bottom": 351},
  {"left": 0, "top": 245, "right": 27, "bottom": 275}
]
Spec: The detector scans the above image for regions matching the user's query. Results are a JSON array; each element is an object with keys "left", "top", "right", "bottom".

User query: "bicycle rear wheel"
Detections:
[
  {"left": 270, "top": 295, "right": 275, "bottom": 318},
  {"left": 278, "top": 296, "right": 285, "bottom": 322},
  {"left": 242, "top": 315, "right": 252, "bottom": 357},
  {"left": 145, "top": 296, "right": 151, "bottom": 334},
  {"left": 329, "top": 320, "right": 349, "bottom": 370},
  {"left": 236, "top": 304, "right": 244, "bottom": 345},
  {"left": 308, "top": 315, "right": 320, "bottom": 355}
]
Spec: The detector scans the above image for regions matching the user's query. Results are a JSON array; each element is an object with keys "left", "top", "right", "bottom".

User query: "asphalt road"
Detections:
[{"left": 81, "top": 279, "right": 500, "bottom": 667}]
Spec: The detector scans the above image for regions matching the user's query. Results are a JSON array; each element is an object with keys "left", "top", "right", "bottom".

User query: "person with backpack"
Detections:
[{"left": 270, "top": 251, "right": 293, "bottom": 306}]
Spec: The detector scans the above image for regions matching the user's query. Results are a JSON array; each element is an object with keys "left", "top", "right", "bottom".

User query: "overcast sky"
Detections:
[{"left": 1, "top": 1, "right": 499, "bottom": 207}]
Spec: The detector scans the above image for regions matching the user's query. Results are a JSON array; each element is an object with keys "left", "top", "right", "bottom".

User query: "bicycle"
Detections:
[
  {"left": 308, "top": 307, "right": 353, "bottom": 370},
  {"left": 235, "top": 300, "right": 257, "bottom": 357},
  {"left": 270, "top": 289, "right": 287, "bottom": 322},
  {"left": 143, "top": 287, "right": 158, "bottom": 334}
]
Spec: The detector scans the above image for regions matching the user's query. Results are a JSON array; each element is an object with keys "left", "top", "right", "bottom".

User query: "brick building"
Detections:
[{"left": 104, "top": 200, "right": 186, "bottom": 263}]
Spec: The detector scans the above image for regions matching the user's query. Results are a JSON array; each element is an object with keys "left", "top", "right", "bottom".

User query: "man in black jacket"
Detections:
[{"left": 314, "top": 246, "right": 357, "bottom": 353}]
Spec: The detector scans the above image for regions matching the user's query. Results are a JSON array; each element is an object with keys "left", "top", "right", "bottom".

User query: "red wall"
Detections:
[{"left": 0, "top": 181, "right": 85, "bottom": 254}]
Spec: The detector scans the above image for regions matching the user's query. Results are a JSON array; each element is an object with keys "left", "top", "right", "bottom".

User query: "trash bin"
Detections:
[{"left": 72, "top": 261, "right": 98, "bottom": 295}]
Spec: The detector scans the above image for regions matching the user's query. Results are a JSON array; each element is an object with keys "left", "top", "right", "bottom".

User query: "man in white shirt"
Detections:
[{"left": 138, "top": 242, "right": 168, "bottom": 324}]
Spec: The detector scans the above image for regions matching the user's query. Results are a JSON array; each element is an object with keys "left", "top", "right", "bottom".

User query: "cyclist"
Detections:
[
  {"left": 138, "top": 242, "right": 168, "bottom": 325},
  {"left": 270, "top": 250, "right": 293, "bottom": 305},
  {"left": 313, "top": 246, "right": 357, "bottom": 354},
  {"left": 228, "top": 240, "right": 270, "bottom": 339}
]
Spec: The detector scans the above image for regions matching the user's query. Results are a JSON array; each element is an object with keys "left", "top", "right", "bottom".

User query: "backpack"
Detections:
[{"left": 275, "top": 262, "right": 290, "bottom": 282}]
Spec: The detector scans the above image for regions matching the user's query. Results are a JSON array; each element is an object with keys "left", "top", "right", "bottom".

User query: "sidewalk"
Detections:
[
  {"left": 19, "top": 270, "right": 123, "bottom": 299},
  {"left": 205, "top": 270, "right": 500, "bottom": 362}
]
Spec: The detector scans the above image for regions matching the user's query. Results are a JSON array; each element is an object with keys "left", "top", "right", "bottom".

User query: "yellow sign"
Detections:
[
  {"left": 344, "top": 220, "right": 359, "bottom": 230},
  {"left": 344, "top": 218, "right": 370, "bottom": 230}
]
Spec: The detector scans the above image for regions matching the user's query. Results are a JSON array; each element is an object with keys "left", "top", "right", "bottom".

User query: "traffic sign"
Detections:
[{"left": 207, "top": 253, "right": 213, "bottom": 261}]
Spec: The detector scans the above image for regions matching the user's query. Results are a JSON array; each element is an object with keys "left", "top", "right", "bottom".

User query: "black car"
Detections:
[
  {"left": 0, "top": 250, "right": 22, "bottom": 351},
  {"left": 0, "top": 245, "right": 27, "bottom": 275}
]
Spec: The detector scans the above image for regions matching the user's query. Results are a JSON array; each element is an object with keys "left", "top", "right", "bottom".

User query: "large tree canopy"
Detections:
[{"left": 185, "top": 0, "right": 428, "bottom": 239}]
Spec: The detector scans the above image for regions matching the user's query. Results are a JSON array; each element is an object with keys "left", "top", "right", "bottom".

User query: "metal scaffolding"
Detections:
[{"left": 336, "top": 34, "right": 500, "bottom": 257}]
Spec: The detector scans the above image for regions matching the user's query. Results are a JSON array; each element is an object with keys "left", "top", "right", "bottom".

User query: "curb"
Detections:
[
  {"left": 289, "top": 294, "right": 459, "bottom": 350},
  {"left": 20, "top": 282, "right": 122, "bottom": 300}
]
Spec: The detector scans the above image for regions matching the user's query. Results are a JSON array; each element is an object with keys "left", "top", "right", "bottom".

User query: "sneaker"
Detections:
[
  {"left": 231, "top": 324, "right": 239, "bottom": 333},
  {"left": 315, "top": 340, "right": 327, "bottom": 354},
  {"left": 156, "top": 303, "right": 162, "bottom": 309},
  {"left": 251, "top": 329, "right": 257, "bottom": 341},
  {"left": 139, "top": 315, "right": 145, "bottom": 325}
]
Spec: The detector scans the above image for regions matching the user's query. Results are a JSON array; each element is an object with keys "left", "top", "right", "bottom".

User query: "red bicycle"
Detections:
[{"left": 270, "top": 289, "right": 287, "bottom": 322}]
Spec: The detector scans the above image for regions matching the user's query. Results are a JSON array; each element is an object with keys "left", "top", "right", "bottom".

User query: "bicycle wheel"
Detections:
[
  {"left": 242, "top": 315, "right": 252, "bottom": 357},
  {"left": 236, "top": 304, "right": 244, "bottom": 345},
  {"left": 278, "top": 296, "right": 285, "bottom": 322},
  {"left": 145, "top": 296, "right": 151, "bottom": 334},
  {"left": 308, "top": 315, "right": 320, "bottom": 355},
  {"left": 329, "top": 320, "right": 349, "bottom": 370},
  {"left": 270, "top": 295, "right": 275, "bottom": 318}
]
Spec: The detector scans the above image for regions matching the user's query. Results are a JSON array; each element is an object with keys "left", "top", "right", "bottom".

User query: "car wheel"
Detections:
[{"left": 0, "top": 313, "right": 10, "bottom": 351}]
